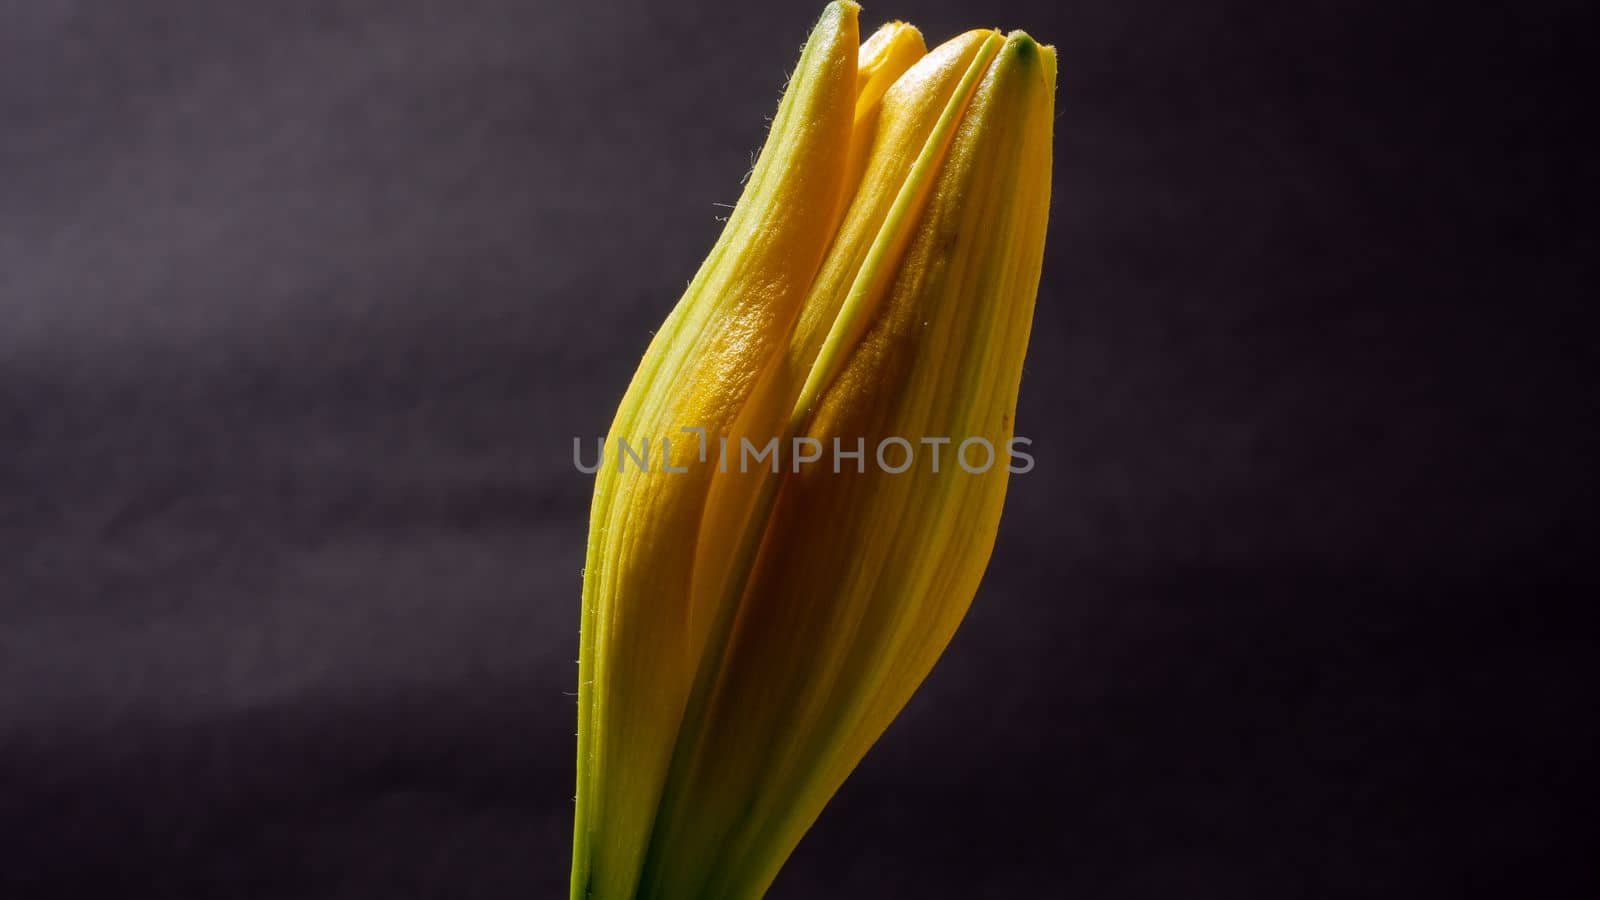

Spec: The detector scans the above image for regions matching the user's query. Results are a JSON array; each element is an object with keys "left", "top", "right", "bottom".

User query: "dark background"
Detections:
[{"left": 1, "top": 0, "right": 1589, "bottom": 896}]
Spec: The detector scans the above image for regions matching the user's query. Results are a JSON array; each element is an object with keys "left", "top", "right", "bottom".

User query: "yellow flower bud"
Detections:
[{"left": 572, "top": 4, "right": 1055, "bottom": 897}]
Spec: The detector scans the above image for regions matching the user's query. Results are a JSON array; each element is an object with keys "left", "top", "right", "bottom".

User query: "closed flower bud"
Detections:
[{"left": 572, "top": 4, "right": 1054, "bottom": 897}]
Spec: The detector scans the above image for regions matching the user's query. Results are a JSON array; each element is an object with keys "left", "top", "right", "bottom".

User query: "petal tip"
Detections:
[
  {"left": 1002, "top": 30, "right": 1041, "bottom": 60},
  {"left": 822, "top": 0, "right": 861, "bottom": 24},
  {"left": 995, "top": 29, "right": 1057, "bottom": 86}
]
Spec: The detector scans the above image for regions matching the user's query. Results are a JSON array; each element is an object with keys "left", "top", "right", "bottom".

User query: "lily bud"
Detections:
[{"left": 572, "top": 4, "right": 1054, "bottom": 898}]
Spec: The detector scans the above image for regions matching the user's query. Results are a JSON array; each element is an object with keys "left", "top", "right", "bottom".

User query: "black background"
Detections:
[{"left": 1, "top": 0, "right": 1589, "bottom": 897}]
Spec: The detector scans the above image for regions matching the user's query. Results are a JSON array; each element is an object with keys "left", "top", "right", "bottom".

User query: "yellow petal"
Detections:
[
  {"left": 570, "top": 4, "right": 860, "bottom": 898},
  {"left": 843, "top": 21, "right": 926, "bottom": 203}
]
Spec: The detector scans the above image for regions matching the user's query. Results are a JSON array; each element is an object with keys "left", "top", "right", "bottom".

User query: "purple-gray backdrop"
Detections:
[{"left": 1, "top": 0, "right": 1587, "bottom": 897}]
